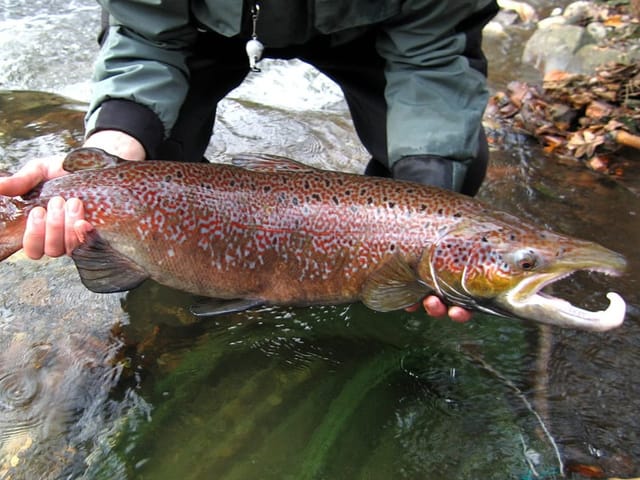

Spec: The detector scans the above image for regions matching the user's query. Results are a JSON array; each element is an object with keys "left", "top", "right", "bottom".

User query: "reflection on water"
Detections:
[
  {"left": 0, "top": 332, "right": 126, "bottom": 479},
  {"left": 114, "top": 286, "right": 559, "bottom": 480}
]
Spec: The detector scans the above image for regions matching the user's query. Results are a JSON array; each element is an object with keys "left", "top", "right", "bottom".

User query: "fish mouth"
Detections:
[{"left": 492, "top": 245, "right": 627, "bottom": 332}]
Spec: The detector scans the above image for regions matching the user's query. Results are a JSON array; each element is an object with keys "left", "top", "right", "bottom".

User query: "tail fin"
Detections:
[{"left": 0, "top": 195, "right": 25, "bottom": 261}]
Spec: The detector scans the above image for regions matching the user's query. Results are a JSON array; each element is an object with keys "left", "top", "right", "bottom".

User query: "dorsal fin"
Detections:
[
  {"left": 231, "top": 153, "right": 317, "bottom": 173},
  {"left": 63, "top": 147, "right": 127, "bottom": 173}
]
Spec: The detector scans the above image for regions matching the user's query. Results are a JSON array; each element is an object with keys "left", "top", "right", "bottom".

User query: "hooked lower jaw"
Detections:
[
  {"left": 502, "top": 290, "right": 626, "bottom": 332},
  {"left": 495, "top": 264, "right": 627, "bottom": 331}
]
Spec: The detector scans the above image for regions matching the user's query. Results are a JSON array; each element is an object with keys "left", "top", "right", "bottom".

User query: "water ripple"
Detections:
[{"left": 0, "top": 369, "right": 40, "bottom": 410}]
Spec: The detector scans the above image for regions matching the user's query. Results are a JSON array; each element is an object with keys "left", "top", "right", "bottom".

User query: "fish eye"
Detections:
[{"left": 513, "top": 249, "right": 539, "bottom": 271}]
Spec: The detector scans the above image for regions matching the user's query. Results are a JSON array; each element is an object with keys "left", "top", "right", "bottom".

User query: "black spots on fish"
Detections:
[
  {"left": 332, "top": 196, "right": 340, "bottom": 206},
  {"left": 420, "top": 204, "right": 428, "bottom": 212},
  {"left": 437, "top": 208, "right": 444, "bottom": 216},
  {"left": 164, "top": 174, "right": 173, "bottom": 182},
  {"left": 292, "top": 196, "right": 300, "bottom": 206},
  {"left": 175, "top": 170, "right": 183, "bottom": 179},
  {"left": 229, "top": 180, "right": 236, "bottom": 187},
  {"left": 304, "top": 180, "right": 311, "bottom": 190},
  {"left": 117, "top": 172, "right": 125, "bottom": 180},
  {"left": 453, "top": 212, "right": 462, "bottom": 218},
  {"left": 387, "top": 201, "right": 396, "bottom": 209},
  {"left": 311, "top": 193, "right": 321, "bottom": 202},
  {"left": 389, "top": 244, "right": 396, "bottom": 253},
  {"left": 263, "top": 185, "right": 272, "bottom": 193},
  {"left": 367, "top": 197, "right": 375, "bottom": 206},
  {"left": 324, "top": 178, "right": 332, "bottom": 188},
  {"left": 481, "top": 236, "right": 489, "bottom": 243},
  {"left": 510, "top": 234, "right": 517, "bottom": 241},
  {"left": 360, "top": 188, "right": 367, "bottom": 196}
]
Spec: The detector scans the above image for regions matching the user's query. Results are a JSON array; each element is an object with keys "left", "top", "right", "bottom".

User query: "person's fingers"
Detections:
[
  {"left": 0, "top": 155, "right": 68, "bottom": 198},
  {"left": 0, "top": 161, "right": 48, "bottom": 197},
  {"left": 64, "top": 198, "right": 86, "bottom": 254},
  {"left": 405, "top": 296, "right": 473, "bottom": 322},
  {"left": 72, "top": 220, "right": 94, "bottom": 250},
  {"left": 422, "top": 295, "right": 448, "bottom": 318},
  {"left": 44, "top": 197, "right": 66, "bottom": 257},
  {"left": 23, "top": 207, "right": 47, "bottom": 259},
  {"left": 447, "top": 306, "right": 473, "bottom": 323}
]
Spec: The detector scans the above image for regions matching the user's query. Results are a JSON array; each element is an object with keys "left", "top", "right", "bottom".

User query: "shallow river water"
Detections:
[{"left": 0, "top": 1, "right": 639, "bottom": 479}]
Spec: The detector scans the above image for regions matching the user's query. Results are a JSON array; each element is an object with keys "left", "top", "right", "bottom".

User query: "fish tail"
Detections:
[{"left": 0, "top": 195, "right": 26, "bottom": 261}]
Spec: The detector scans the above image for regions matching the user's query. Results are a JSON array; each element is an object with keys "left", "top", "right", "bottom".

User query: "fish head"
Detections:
[{"left": 418, "top": 214, "right": 627, "bottom": 331}]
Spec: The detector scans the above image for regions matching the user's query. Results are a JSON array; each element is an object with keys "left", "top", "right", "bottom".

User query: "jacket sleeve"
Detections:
[
  {"left": 85, "top": 0, "right": 198, "bottom": 157},
  {"left": 376, "top": 0, "right": 493, "bottom": 165}
]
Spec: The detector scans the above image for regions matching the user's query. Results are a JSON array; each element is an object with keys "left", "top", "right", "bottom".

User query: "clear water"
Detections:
[{"left": 0, "top": 1, "right": 639, "bottom": 478}]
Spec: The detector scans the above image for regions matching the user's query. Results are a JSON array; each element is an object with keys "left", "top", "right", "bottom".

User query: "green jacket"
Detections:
[{"left": 87, "top": 0, "right": 496, "bottom": 164}]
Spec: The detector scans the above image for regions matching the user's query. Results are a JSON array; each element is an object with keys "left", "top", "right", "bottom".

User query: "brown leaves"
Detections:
[
  {"left": 567, "top": 130, "right": 606, "bottom": 158},
  {"left": 486, "top": 62, "right": 640, "bottom": 175}
]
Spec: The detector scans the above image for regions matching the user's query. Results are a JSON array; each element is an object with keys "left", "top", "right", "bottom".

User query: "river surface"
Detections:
[{"left": 0, "top": 1, "right": 639, "bottom": 479}]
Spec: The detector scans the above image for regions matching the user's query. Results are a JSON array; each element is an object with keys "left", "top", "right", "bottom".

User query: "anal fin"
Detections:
[{"left": 71, "top": 229, "right": 149, "bottom": 293}]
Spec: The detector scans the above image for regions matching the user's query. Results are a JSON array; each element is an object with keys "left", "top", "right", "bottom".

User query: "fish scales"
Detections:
[{"left": 0, "top": 149, "right": 627, "bottom": 331}]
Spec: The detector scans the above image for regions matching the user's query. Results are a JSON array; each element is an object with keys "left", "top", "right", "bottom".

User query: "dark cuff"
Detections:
[
  {"left": 392, "top": 155, "right": 469, "bottom": 194},
  {"left": 87, "top": 99, "right": 165, "bottom": 158}
]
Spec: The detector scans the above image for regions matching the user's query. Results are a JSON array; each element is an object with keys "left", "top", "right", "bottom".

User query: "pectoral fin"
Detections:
[
  {"left": 361, "top": 256, "right": 430, "bottom": 312},
  {"left": 71, "top": 229, "right": 149, "bottom": 293},
  {"left": 189, "top": 299, "right": 264, "bottom": 317}
]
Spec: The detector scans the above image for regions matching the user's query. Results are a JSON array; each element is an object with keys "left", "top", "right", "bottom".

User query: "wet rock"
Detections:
[
  {"left": 563, "top": 1, "right": 604, "bottom": 25},
  {"left": 496, "top": 0, "right": 538, "bottom": 24},
  {"left": 569, "top": 43, "right": 640, "bottom": 74},
  {"left": 537, "top": 15, "right": 567, "bottom": 29},
  {"left": 522, "top": 1, "right": 640, "bottom": 76},
  {"left": 586, "top": 21, "right": 607, "bottom": 41},
  {"left": 522, "top": 24, "right": 594, "bottom": 73}
]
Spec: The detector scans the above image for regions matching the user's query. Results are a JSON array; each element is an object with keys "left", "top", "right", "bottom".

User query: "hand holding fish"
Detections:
[
  {"left": 0, "top": 156, "right": 91, "bottom": 258},
  {"left": 0, "top": 131, "right": 145, "bottom": 258}
]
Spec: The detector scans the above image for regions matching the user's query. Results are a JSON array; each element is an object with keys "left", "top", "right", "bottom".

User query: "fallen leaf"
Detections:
[
  {"left": 586, "top": 100, "right": 615, "bottom": 119},
  {"left": 567, "top": 130, "right": 606, "bottom": 158},
  {"left": 603, "top": 14, "right": 625, "bottom": 27}
]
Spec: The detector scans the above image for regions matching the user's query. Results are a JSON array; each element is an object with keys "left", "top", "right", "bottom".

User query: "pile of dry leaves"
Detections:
[{"left": 486, "top": 62, "right": 640, "bottom": 175}]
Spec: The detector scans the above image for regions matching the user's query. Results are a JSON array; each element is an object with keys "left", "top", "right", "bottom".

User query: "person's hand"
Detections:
[
  {"left": 0, "top": 154, "right": 94, "bottom": 259},
  {"left": 0, "top": 130, "right": 145, "bottom": 259},
  {"left": 406, "top": 296, "right": 473, "bottom": 322}
]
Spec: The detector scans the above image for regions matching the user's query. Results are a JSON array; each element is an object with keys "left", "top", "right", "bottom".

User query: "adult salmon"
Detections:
[{"left": 0, "top": 148, "right": 627, "bottom": 331}]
